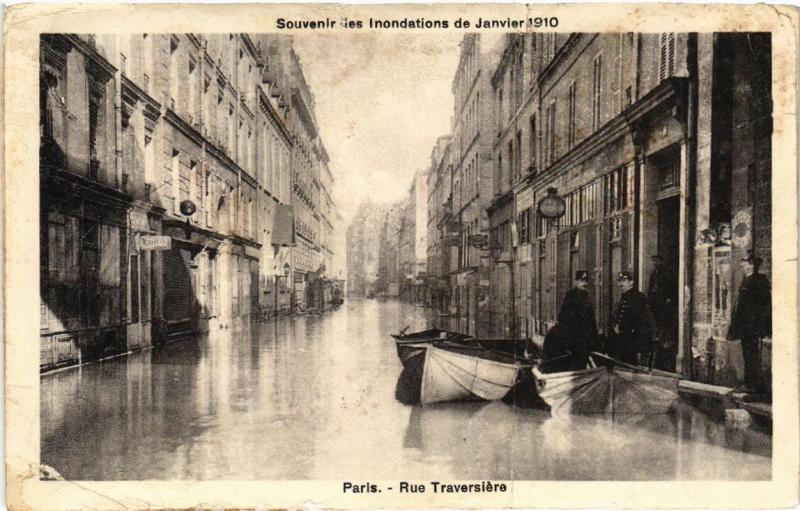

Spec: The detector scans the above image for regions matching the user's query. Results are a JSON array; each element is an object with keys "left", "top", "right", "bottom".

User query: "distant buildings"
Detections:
[
  {"left": 346, "top": 201, "right": 386, "bottom": 299},
  {"left": 39, "top": 33, "right": 345, "bottom": 371}
]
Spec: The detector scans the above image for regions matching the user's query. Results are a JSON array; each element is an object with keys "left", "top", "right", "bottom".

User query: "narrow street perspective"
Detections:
[{"left": 39, "top": 30, "right": 773, "bottom": 482}]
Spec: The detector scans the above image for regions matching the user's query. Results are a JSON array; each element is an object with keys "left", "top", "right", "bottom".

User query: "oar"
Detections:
[{"left": 590, "top": 351, "right": 649, "bottom": 373}]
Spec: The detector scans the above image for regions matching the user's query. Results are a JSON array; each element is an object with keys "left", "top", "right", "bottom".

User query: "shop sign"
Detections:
[
  {"left": 137, "top": 235, "right": 171, "bottom": 251},
  {"left": 537, "top": 187, "right": 566, "bottom": 219},
  {"left": 516, "top": 187, "right": 535, "bottom": 214},
  {"left": 468, "top": 234, "right": 488, "bottom": 249}
]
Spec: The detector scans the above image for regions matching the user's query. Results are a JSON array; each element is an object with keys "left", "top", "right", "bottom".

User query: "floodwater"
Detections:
[{"left": 41, "top": 300, "right": 771, "bottom": 480}]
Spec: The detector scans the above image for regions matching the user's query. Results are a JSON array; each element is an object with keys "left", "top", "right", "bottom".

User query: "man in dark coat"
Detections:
[
  {"left": 728, "top": 252, "right": 771, "bottom": 394},
  {"left": 552, "top": 271, "right": 598, "bottom": 370},
  {"left": 612, "top": 271, "right": 655, "bottom": 366}
]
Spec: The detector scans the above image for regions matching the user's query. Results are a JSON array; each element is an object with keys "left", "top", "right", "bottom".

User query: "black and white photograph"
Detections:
[{"left": 5, "top": 3, "right": 799, "bottom": 509}]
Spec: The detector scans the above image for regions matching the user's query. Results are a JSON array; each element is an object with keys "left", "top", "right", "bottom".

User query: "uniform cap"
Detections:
[
  {"left": 741, "top": 251, "right": 763, "bottom": 265},
  {"left": 617, "top": 271, "right": 633, "bottom": 281}
]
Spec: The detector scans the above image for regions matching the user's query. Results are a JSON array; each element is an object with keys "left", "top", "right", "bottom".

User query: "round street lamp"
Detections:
[
  {"left": 537, "top": 187, "right": 566, "bottom": 220},
  {"left": 180, "top": 199, "right": 197, "bottom": 217}
]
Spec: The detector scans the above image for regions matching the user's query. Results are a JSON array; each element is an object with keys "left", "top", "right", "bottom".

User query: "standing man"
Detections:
[
  {"left": 728, "top": 252, "right": 771, "bottom": 394},
  {"left": 553, "top": 270, "right": 598, "bottom": 370},
  {"left": 648, "top": 255, "right": 677, "bottom": 370},
  {"left": 611, "top": 272, "right": 655, "bottom": 366}
]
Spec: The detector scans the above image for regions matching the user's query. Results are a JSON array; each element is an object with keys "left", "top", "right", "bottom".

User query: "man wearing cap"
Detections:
[
  {"left": 553, "top": 270, "right": 598, "bottom": 369},
  {"left": 728, "top": 251, "right": 771, "bottom": 394},
  {"left": 612, "top": 271, "right": 655, "bottom": 366}
]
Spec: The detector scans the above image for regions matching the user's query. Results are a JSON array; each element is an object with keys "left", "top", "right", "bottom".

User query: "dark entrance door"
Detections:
[{"left": 654, "top": 195, "right": 680, "bottom": 370}]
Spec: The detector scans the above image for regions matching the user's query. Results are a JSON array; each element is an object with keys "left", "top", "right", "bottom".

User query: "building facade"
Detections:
[
  {"left": 40, "top": 33, "right": 342, "bottom": 371},
  {"left": 449, "top": 34, "right": 502, "bottom": 336},
  {"left": 425, "top": 136, "right": 453, "bottom": 313},
  {"left": 483, "top": 32, "right": 771, "bottom": 385}
]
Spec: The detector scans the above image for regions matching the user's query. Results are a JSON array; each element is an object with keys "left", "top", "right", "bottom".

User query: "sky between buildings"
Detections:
[{"left": 292, "top": 33, "right": 463, "bottom": 224}]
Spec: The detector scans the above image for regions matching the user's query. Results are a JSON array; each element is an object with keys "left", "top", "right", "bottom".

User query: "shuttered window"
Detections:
[
  {"left": 659, "top": 33, "right": 676, "bottom": 81},
  {"left": 568, "top": 81, "right": 577, "bottom": 148},
  {"left": 592, "top": 54, "right": 602, "bottom": 132}
]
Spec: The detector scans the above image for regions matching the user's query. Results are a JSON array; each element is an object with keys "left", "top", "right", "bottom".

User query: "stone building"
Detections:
[
  {"left": 346, "top": 201, "right": 386, "bottom": 299},
  {"left": 398, "top": 169, "right": 429, "bottom": 304},
  {"left": 377, "top": 202, "right": 405, "bottom": 298},
  {"left": 425, "top": 136, "right": 453, "bottom": 313},
  {"left": 449, "top": 34, "right": 502, "bottom": 336},
  {"left": 485, "top": 32, "right": 771, "bottom": 385},
  {"left": 39, "top": 33, "right": 341, "bottom": 371}
]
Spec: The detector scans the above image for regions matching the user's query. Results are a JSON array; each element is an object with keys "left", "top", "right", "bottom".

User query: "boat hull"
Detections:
[
  {"left": 532, "top": 354, "right": 680, "bottom": 415},
  {"left": 392, "top": 328, "right": 474, "bottom": 367},
  {"left": 419, "top": 346, "right": 524, "bottom": 405}
]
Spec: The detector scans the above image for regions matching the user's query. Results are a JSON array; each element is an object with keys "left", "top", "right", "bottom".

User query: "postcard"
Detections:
[{"left": 4, "top": 3, "right": 799, "bottom": 509}]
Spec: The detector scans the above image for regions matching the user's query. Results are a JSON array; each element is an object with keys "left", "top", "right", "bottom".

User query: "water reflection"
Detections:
[{"left": 41, "top": 299, "right": 770, "bottom": 481}]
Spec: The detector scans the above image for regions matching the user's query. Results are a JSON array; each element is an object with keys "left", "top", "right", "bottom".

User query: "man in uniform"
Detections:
[
  {"left": 551, "top": 270, "right": 598, "bottom": 370},
  {"left": 728, "top": 251, "right": 771, "bottom": 394},
  {"left": 611, "top": 271, "right": 655, "bottom": 366},
  {"left": 648, "top": 255, "right": 677, "bottom": 370}
]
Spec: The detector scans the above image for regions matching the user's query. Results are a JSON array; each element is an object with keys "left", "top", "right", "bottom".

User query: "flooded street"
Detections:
[{"left": 42, "top": 300, "right": 771, "bottom": 481}]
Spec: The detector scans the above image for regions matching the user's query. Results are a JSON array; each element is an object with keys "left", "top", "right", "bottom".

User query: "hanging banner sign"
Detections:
[{"left": 137, "top": 235, "right": 172, "bottom": 251}]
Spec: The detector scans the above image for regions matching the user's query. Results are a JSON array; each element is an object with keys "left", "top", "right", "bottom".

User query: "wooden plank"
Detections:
[
  {"left": 737, "top": 401, "right": 772, "bottom": 419},
  {"left": 677, "top": 380, "right": 733, "bottom": 399}
]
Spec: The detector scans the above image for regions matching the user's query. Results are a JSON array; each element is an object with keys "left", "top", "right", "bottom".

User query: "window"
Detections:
[
  {"left": 496, "top": 154, "right": 502, "bottom": 195},
  {"left": 515, "top": 130, "right": 522, "bottom": 180},
  {"left": 170, "top": 149, "right": 180, "bottom": 214},
  {"left": 188, "top": 59, "right": 197, "bottom": 123},
  {"left": 528, "top": 115, "right": 537, "bottom": 173},
  {"left": 546, "top": 33, "right": 557, "bottom": 62},
  {"left": 144, "top": 135, "right": 154, "bottom": 186},
  {"left": 659, "top": 33, "right": 676, "bottom": 81},
  {"left": 190, "top": 160, "right": 200, "bottom": 208},
  {"left": 545, "top": 100, "right": 556, "bottom": 167},
  {"left": 142, "top": 34, "right": 153, "bottom": 93},
  {"left": 568, "top": 81, "right": 577, "bottom": 148},
  {"left": 518, "top": 208, "right": 531, "bottom": 245},
  {"left": 87, "top": 77, "right": 105, "bottom": 179},
  {"left": 603, "top": 165, "right": 630, "bottom": 216},
  {"left": 169, "top": 36, "right": 179, "bottom": 109},
  {"left": 130, "top": 254, "right": 139, "bottom": 323},
  {"left": 514, "top": 49, "right": 524, "bottom": 111},
  {"left": 497, "top": 88, "right": 504, "bottom": 134},
  {"left": 507, "top": 139, "right": 514, "bottom": 190},
  {"left": 592, "top": 54, "right": 602, "bottom": 132}
]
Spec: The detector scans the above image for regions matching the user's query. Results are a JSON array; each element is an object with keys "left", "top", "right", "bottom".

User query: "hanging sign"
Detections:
[
  {"left": 137, "top": 235, "right": 171, "bottom": 251},
  {"left": 537, "top": 187, "right": 566, "bottom": 219}
]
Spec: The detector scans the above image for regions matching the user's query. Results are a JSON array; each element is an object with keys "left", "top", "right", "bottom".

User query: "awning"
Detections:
[{"left": 272, "top": 204, "right": 295, "bottom": 246}]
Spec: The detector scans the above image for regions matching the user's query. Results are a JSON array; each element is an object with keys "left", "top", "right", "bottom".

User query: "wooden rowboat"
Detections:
[
  {"left": 395, "top": 339, "right": 537, "bottom": 405},
  {"left": 392, "top": 328, "right": 475, "bottom": 368},
  {"left": 532, "top": 352, "right": 680, "bottom": 416}
]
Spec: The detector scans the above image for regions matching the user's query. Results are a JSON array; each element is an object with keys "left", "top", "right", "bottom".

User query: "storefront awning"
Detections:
[{"left": 272, "top": 204, "right": 295, "bottom": 246}]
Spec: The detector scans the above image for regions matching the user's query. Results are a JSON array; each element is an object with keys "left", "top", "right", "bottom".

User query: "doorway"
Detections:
[{"left": 654, "top": 195, "right": 680, "bottom": 370}]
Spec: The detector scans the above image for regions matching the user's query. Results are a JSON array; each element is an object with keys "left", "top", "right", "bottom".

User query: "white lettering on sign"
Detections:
[{"left": 137, "top": 235, "right": 172, "bottom": 251}]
